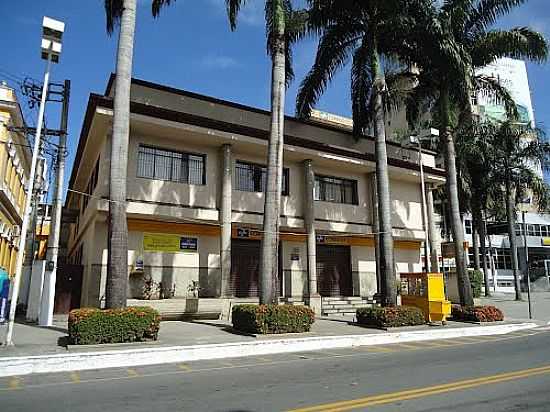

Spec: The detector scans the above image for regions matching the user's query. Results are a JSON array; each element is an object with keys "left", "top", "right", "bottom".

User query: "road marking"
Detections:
[
  {"left": 288, "top": 364, "right": 550, "bottom": 412},
  {"left": 2, "top": 330, "right": 545, "bottom": 392},
  {"left": 257, "top": 357, "right": 272, "bottom": 362},
  {"left": 127, "top": 369, "right": 139, "bottom": 378},
  {"left": 178, "top": 363, "right": 192, "bottom": 372},
  {"left": 70, "top": 372, "right": 81, "bottom": 383},
  {"left": 456, "top": 336, "right": 485, "bottom": 343},
  {"left": 360, "top": 346, "right": 395, "bottom": 352},
  {"left": 220, "top": 361, "right": 235, "bottom": 367},
  {"left": 393, "top": 343, "right": 422, "bottom": 350},
  {"left": 420, "top": 341, "right": 452, "bottom": 347},
  {"left": 8, "top": 377, "right": 22, "bottom": 390}
]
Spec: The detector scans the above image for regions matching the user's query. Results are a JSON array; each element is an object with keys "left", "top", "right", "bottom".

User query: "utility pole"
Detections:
[
  {"left": 40, "top": 80, "right": 69, "bottom": 326},
  {"left": 4, "top": 16, "right": 64, "bottom": 346}
]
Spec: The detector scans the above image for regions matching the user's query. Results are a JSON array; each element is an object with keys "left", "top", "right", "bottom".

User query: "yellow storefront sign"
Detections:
[{"left": 143, "top": 233, "right": 198, "bottom": 253}]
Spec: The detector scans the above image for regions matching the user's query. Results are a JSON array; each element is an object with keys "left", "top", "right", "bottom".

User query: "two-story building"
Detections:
[
  {"left": 66, "top": 75, "right": 445, "bottom": 316},
  {"left": 0, "top": 81, "right": 31, "bottom": 294}
]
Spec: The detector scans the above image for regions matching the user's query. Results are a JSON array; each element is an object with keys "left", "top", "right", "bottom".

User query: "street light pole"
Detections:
[
  {"left": 418, "top": 140, "right": 430, "bottom": 272},
  {"left": 522, "top": 211, "right": 532, "bottom": 319},
  {"left": 411, "top": 129, "right": 439, "bottom": 273},
  {"left": 3, "top": 17, "right": 64, "bottom": 346}
]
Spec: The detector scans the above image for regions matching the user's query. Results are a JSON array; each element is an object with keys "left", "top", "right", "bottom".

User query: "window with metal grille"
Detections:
[
  {"left": 234, "top": 161, "right": 289, "bottom": 195},
  {"left": 314, "top": 175, "right": 358, "bottom": 205},
  {"left": 137, "top": 145, "right": 205, "bottom": 185}
]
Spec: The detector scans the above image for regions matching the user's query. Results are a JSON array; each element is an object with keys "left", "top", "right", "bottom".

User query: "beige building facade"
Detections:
[
  {"left": 0, "top": 83, "right": 31, "bottom": 281},
  {"left": 66, "top": 76, "right": 445, "bottom": 315}
]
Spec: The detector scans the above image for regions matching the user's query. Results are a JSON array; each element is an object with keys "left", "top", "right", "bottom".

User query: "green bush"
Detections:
[
  {"left": 469, "top": 270, "right": 484, "bottom": 298},
  {"left": 356, "top": 306, "right": 426, "bottom": 328},
  {"left": 68, "top": 306, "right": 161, "bottom": 345},
  {"left": 451, "top": 305, "right": 504, "bottom": 322},
  {"left": 232, "top": 304, "right": 315, "bottom": 334}
]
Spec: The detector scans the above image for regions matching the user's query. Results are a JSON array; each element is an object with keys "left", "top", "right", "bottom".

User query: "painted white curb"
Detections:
[{"left": 0, "top": 322, "right": 537, "bottom": 378}]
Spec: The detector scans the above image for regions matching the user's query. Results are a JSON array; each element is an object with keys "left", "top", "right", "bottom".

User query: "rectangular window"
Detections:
[
  {"left": 527, "top": 224, "right": 536, "bottom": 237},
  {"left": 137, "top": 145, "right": 205, "bottom": 185},
  {"left": 234, "top": 161, "right": 289, "bottom": 195},
  {"left": 314, "top": 175, "right": 358, "bottom": 205},
  {"left": 465, "top": 219, "right": 472, "bottom": 235}
]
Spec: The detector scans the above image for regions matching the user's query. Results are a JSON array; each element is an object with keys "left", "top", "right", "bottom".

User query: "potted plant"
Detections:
[{"left": 186, "top": 280, "right": 201, "bottom": 313}]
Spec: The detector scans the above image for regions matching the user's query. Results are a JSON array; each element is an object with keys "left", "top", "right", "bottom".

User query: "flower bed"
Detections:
[
  {"left": 451, "top": 305, "right": 504, "bottom": 322},
  {"left": 356, "top": 306, "right": 426, "bottom": 328},
  {"left": 68, "top": 306, "right": 161, "bottom": 345},
  {"left": 232, "top": 304, "right": 315, "bottom": 334}
]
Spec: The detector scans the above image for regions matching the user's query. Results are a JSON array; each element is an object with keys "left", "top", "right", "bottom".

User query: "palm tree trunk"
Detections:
[
  {"left": 372, "top": 53, "right": 396, "bottom": 307},
  {"left": 259, "top": 0, "right": 285, "bottom": 305},
  {"left": 478, "top": 209, "right": 491, "bottom": 296},
  {"left": 440, "top": 87, "right": 474, "bottom": 306},
  {"left": 106, "top": 0, "right": 136, "bottom": 309},
  {"left": 505, "top": 178, "right": 522, "bottom": 301}
]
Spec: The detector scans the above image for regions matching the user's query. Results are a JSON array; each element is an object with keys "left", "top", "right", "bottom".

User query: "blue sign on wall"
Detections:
[{"left": 180, "top": 237, "right": 198, "bottom": 251}]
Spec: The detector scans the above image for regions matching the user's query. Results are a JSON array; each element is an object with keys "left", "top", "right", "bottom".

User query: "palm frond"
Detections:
[
  {"left": 471, "top": 27, "right": 549, "bottom": 67},
  {"left": 351, "top": 37, "right": 374, "bottom": 137},
  {"left": 295, "top": 23, "right": 360, "bottom": 118},
  {"left": 474, "top": 74, "right": 519, "bottom": 120},
  {"left": 152, "top": 0, "right": 175, "bottom": 17},
  {"left": 104, "top": 0, "right": 124, "bottom": 35},
  {"left": 466, "top": 0, "right": 528, "bottom": 34},
  {"left": 226, "top": 0, "right": 247, "bottom": 31}
]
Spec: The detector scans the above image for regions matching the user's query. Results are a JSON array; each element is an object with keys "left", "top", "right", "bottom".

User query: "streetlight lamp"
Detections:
[
  {"left": 4, "top": 16, "right": 64, "bottom": 346},
  {"left": 410, "top": 128, "right": 439, "bottom": 273}
]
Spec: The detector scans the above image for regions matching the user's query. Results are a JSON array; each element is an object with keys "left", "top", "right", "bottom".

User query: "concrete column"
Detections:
[
  {"left": 426, "top": 185, "right": 440, "bottom": 273},
  {"left": 220, "top": 144, "right": 232, "bottom": 298},
  {"left": 303, "top": 159, "right": 321, "bottom": 315}
]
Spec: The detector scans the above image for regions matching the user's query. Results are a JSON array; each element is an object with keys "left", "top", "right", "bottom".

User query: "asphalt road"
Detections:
[{"left": 2, "top": 326, "right": 550, "bottom": 412}]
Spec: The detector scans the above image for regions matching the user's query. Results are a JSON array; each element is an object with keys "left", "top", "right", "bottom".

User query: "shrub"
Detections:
[
  {"left": 232, "top": 304, "right": 315, "bottom": 334},
  {"left": 356, "top": 306, "right": 426, "bottom": 328},
  {"left": 469, "top": 270, "right": 484, "bottom": 298},
  {"left": 68, "top": 306, "right": 161, "bottom": 345},
  {"left": 451, "top": 305, "right": 504, "bottom": 322}
]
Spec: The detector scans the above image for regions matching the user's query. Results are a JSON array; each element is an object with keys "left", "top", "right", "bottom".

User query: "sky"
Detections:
[{"left": 1, "top": 0, "right": 549, "bottom": 197}]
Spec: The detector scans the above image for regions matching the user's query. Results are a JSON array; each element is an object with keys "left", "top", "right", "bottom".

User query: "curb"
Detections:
[{"left": 0, "top": 322, "right": 537, "bottom": 378}]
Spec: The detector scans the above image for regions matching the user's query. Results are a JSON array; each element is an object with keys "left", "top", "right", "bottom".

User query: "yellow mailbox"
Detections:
[{"left": 400, "top": 272, "right": 451, "bottom": 324}]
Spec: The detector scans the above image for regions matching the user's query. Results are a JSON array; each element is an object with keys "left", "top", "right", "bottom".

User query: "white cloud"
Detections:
[{"left": 200, "top": 54, "right": 242, "bottom": 69}]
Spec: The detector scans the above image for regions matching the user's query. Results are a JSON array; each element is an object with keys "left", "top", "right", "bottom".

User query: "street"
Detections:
[{"left": 2, "top": 326, "right": 549, "bottom": 411}]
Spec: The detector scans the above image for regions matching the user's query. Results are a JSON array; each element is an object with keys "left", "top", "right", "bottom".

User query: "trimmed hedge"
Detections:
[
  {"left": 232, "top": 304, "right": 315, "bottom": 334},
  {"left": 68, "top": 306, "right": 161, "bottom": 345},
  {"left": 469, "top": 270, "right": 484, "bottom": 298},
  {"left": 356, "top": 306, "right": 426, "bottom": 328},
  {"left": 451, "top": 305, "right": 504, "bottom": 322}
]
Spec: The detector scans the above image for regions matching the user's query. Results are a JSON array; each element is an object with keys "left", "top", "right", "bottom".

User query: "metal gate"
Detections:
[
  {"left": 230, "top": 239, "right": 261, "bottom": 297},
  {"left": 316, "top": 245, "right": 352, "bottom": 296},
  {"left": 230, "top": 239, "right": 284, "bottom": 297}
]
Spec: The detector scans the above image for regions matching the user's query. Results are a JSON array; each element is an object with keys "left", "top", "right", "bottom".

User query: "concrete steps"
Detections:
[{"left": 321, "top": 296, "right": 375, "bottom": 316}]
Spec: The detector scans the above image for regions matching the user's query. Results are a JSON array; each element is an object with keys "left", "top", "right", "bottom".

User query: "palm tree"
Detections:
[
  {"left": 226, "top": 1, "right": 305, "bottom": 304},
  {"left": 295, "top": 0, "right": 428, "bottom": 307},
  {"left": 405, "top": 0, "right": 547, "bottom": 306},
  {"left": 103, "top": 0, "right": 138, "bottom": 308},
  {"left": 482, "top": 122, "right": 550, "bottom": 300},
  {"left": 149, "top": 1, "right": 305, "bottom": 305}
]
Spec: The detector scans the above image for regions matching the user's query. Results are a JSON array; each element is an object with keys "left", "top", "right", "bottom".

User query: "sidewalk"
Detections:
[
  {"left": 0, "top": 313, "right": 539, "bottom": 378},
  {"left": 477, "top": 291, "right": 550, "bottom": 322}
]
